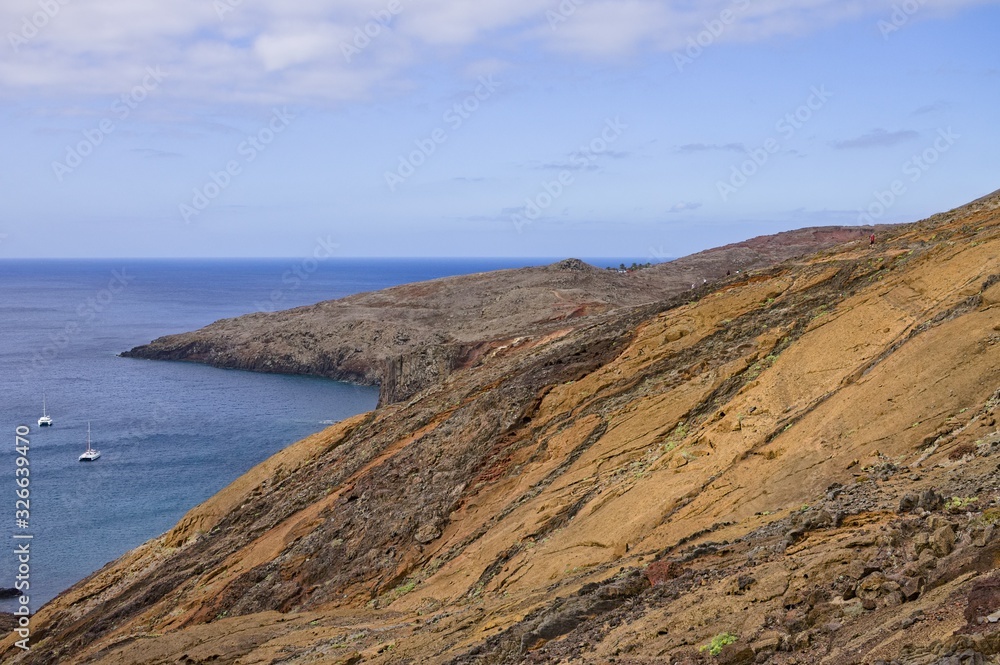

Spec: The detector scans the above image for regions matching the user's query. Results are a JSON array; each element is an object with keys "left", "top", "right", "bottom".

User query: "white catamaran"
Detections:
[
  {"left": 79, "top": 422, "right": 101, "bottom": 462},
  {"left": 38, "top": 393, "right": 53, "bottom": 427}
]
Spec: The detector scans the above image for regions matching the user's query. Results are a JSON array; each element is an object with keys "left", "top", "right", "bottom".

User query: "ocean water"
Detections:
[{"left": 0, "top": 257, "right": 583, "bottom": 612}]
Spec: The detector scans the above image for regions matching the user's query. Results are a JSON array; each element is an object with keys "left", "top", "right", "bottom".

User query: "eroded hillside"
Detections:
[{"left": 6, "top": 191, "right": 1000, "bottom": 664}]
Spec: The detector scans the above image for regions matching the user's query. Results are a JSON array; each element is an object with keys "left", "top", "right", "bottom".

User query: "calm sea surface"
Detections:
[{"left": 1, "top": 257, "right": 617, "bottom": 611}]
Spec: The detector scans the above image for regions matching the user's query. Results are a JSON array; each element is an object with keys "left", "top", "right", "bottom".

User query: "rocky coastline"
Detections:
[{"left": 7, "top": 192, "right": 1000, "bottom": 663}]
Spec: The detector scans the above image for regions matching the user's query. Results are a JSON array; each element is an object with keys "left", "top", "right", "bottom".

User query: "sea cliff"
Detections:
[{"left": 7, "top": 191, "right": 1000, "bottom": 663}]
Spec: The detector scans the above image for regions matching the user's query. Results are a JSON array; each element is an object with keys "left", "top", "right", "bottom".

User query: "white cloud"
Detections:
[
  {"left": 1, "top": 0, "right": 995, "bottom": 106},
  {"left": 668, "top": 201, "right": 702, "bottom": 213},
  {"left": 400, "top": 0, "right": 547, "bottom": 46},
  {"left": 461, "top": 57, "right": 512, "bottom": 81},
  {"left": 544, "top": 1, "right": 673, "bottom": 57},
  {"left": 253, "top": 22, "right": 346, "bottom": 72}
]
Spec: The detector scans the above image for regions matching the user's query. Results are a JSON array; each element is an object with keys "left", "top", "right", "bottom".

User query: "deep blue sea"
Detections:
[{"left": 3, "top": 257, "right": 641, "bottom": 612}]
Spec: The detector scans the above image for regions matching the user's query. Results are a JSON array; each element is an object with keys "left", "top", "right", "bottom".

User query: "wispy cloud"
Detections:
[
  {"left": 912, "top": 101, "right": 950, "bottom": 115},
  {"left": 830, "top": 128, "right": 920, "bottom": 149},
  {"left": 676, "top": 142, "right": 746, "bottom": 154},
  {"left": 531, "top": 149, "right": 630, "bottom": 171},
  {"left": 667, "top": 201, "right": 702, "bottom": 213},
  {"left": 132, "top": 147, "right": 182, "bottom": 158},
  {"left": 531, "top": 159, "right": 598, "bottom": 172},
  {"left": 572, "top": 148, "right": 630, "bottom": 161}
]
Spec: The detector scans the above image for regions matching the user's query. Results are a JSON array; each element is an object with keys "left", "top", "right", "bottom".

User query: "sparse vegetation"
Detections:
[
  {"left": 700, "top": 632, "right": 738, "bottom": 655},
  {"left": 746, "top": 353, "right": 779, "bottom": 380},
  {"left": 368, "top": 578, "right": 420, "bottom": 608},
  {"left": 843, "top": 601, "right": 865, "bottom": 617},
  {"left": 977, "top": 507, "right": 1000, "bottom": 526},
  {"left": 661, "top": 422, "right": 689, "bottom": 453},
  {"left": 945, "top": 496, "right": 978, "bottom": 511},
  {"left": 629, "top": 458, "right": 652, "bottom": 479},
  {"left": 606, "top": 262, "right": 654, "bottom": 271}
]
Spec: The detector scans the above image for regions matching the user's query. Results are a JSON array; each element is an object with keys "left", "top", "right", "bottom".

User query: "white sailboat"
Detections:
[
  {"left": 79, "top": 422, "right": 101, "bottom": 462},
  {"left": 38, "top": 393, "right": 53, "bottom": 427}
]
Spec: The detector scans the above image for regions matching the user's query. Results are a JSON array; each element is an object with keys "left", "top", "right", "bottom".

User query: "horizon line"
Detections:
[{"left": 0, "top": 255, "right": 674, "bottom": 261}]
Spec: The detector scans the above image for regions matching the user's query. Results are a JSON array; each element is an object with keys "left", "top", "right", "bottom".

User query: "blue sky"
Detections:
[{"left": 1, "top": 0, "right": 998, "bottom": 258}]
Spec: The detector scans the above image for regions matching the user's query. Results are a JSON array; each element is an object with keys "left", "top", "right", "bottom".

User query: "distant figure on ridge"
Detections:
[{"left": 870, "top": 233, "right": 876, "bottom": 247}]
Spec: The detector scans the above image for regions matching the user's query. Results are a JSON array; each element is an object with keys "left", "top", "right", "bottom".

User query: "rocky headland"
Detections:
[
  {"left": 6, "top": 190, "right": 1000, "bottom": 663},
  {"left": 121, "top": 226, "right": 874, "bottom": 405}
]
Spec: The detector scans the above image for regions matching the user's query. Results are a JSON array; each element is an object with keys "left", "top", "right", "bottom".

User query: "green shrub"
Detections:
[
  {"left": 700, "top": 632, "right": 737, "bottom": 656},
  {"left": 945, "top": 496, "right": 978, "bottom": 511}
]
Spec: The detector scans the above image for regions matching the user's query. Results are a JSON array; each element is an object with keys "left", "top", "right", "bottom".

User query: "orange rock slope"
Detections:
[{"left": 6, "top": 189, "right": 1000, "bottom": 664}]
